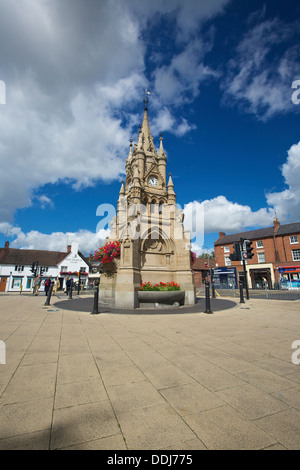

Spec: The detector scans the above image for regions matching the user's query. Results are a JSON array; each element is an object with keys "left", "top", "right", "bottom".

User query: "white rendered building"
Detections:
[{"left": 0, "top": 241, "right": 90, "bottom": 293}]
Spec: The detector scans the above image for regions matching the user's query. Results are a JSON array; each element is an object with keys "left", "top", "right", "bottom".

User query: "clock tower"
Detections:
[
  {"left": 124, "top": 96, "right": 168, "bottom": 208},
  {"left": 100, "top": 95, "right": 195, "bottom": 309}
]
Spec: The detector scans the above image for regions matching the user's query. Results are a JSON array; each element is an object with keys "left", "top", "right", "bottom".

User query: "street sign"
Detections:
[{"left": 242, "top": 252, "right": 248, "bottom": 259}]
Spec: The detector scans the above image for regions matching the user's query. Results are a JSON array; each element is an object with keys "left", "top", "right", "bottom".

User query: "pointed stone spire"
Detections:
[
  {"left": 168, "top": 172, "right": 174, "bottom": 188},
  {"left": 128, "top": 139, "right": 133, "bottom": 160},
  {"left": 167, "top": 172, "right": 176, "bottom": 204},
  {"left": 158, "top": 133, "right": 167, "bottom": 184},
  {"left": 158, "top": 134, "right": 166, "bottom": 159},
  {"left": 119, "top": 180, "right": 125, "bottom": 196}
]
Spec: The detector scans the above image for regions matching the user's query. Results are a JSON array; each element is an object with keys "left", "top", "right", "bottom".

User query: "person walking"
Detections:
[
  {"left": 33, "top": 275, "right": 41, "bottom": 296},
  {"left": 44, "top": 277, "right": 51, "bottom": 296},
  {"left": 52, "top": 277, "right": 60, "bottom": 296},
  {"left": 66, "top": 277, "right": 71, "bottom": 296}
]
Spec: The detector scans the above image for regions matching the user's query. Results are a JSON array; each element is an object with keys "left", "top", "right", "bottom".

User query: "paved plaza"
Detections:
[{"left": 0, "top": 293, "right": 299, "bottom": 450}]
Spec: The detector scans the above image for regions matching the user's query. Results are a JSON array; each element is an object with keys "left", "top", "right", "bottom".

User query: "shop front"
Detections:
[
  {"left": 213, "top": 267, "right": 237, "bottom": 289},
  {"left": 249, "top": 268, "right": 272, "bottom": 289},
  {"left": 278, "top": 266, "right": 300, "bottom": 290}
]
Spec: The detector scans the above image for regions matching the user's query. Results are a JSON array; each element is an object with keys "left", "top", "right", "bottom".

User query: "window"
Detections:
[
  {"left": 256, "top": 240, "right": 264, "bottom": 248},
  {"left": 15, "top": 265, "right": 24, "bottom": 272},
  {"left": 257, "top": 252, "right": 265, "bottom": 263},
  {"left": 12, "top": 277, "right": 22, "bottom": 288},
  {"left": 224, "top": 246, "right": 230, "bottom": 253},
  {"left": 290, "top": 235, "right": 298, "bottom": 244},
  {"left": 225, "top": 257, "right": 231, "bottom": 266},
  {"left": 61, "top": 266, "right": 67, "bottom": 272},
  {"left": 80, "top": 267, "right": 86, "bottom": 273},
  {"left": 292, "top": 249, "right": 300, "bottom": 261}
]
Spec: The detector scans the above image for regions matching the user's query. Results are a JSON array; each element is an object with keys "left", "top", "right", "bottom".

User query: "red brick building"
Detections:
[
  {"left": 192, "top": 257, "right": 217, "bottom": 288},
  {"left": 214, "top": 218, "right": 300, "bottom": 289}
]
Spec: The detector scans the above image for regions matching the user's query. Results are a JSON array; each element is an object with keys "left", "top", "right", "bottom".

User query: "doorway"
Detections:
[{"left": 0, "top": 277, "right": 7, "bottom": 292}]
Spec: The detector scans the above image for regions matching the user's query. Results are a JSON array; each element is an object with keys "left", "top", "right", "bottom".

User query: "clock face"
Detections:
[{"left": 148, "top": 176, "right": 158, "bottom": 187}]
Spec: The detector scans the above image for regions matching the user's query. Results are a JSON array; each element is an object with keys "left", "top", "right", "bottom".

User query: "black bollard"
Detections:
[
  {"left": 44, "top": 281, "right": 54, "bottom": 306},
  {"left": 211, "top": 281, "right": 216, "bottom": 299},
  {"left": 91, "top": 285, "right": 100, "bottom": 314},
  {"left": 239, "top": 282, "right": 245, "bottom": 303},
  {"left": 204, "top": 281, "right": 213, "bottom": 314}
]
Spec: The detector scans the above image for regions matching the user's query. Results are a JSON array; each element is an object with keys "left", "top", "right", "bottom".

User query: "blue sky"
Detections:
[{"left": 0, "top": 0, "right": 299, "bottom": 255}]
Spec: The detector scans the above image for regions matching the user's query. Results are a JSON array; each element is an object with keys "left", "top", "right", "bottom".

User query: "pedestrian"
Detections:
[
  {"left": 66, "top": 277, "right": 71, "bottom": 296},
  {"left": 33, "top": 275, "right": 41, "bottom": 296},
  {"left": 52, "top": 277, "right": 60, "bottom": 296},
  {"left": 44, "top": 277, "right": 51, "bottom": 296}
]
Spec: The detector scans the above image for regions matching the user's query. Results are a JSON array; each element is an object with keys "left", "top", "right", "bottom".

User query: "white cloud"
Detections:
[
  {"left": 153, "top": 37, "right": 219, "bottom": 107},
  {"left": 183, "top": 196, "right": 274, "bottom": 237},
  {"left": 182, "top": 140, "right": 300, "bottom": 246},
  {"left": 222, "top": 15, "right": 300, "bottom": 120},
  {"left": 5, "top": 226, "right": 111, "bottom": 256},
  {"left": 36, "top": 195, "right": 53, "bottom": 209},
  {"left": 266, "top": 141, "right": 300, "bottom": 221},
  {"left": 0, "top": 0, "right": 230, "bottom": 222}
]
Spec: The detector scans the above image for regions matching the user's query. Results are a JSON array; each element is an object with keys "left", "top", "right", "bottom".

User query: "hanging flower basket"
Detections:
[
  {"left": 94, "top": 241, "right": 120, "bottom": 264},
  {"left": 191, "top": 251, "right": 197, "bottom": 264},
  {"left": 60, "top": 271, "right": 88, "bottom": 276}
]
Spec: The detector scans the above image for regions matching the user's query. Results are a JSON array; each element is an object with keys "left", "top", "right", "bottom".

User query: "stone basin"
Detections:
[{"left": 137, "top": 290, "right": 185, "bottom": 308}]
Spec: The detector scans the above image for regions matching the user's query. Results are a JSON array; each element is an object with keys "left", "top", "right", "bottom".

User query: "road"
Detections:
[{"left": 197, "top": 287, "right": 300, "bottom": 301}]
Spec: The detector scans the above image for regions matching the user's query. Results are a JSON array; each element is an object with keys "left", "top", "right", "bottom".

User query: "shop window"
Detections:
[
  {"left": 12, "top": 277, "right": 22, "bottom": 288},
  {"left": 292, "top": 249, "right": 300, "bottom": 261},
  {"left": 257, "top": 252, "right": 265, "bottom": 263},
  {"left": 290, "top": 236, "right": 298, "bottom": 244}
]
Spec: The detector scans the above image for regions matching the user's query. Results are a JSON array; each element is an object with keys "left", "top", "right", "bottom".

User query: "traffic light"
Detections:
[
  {"left": 229, "top": 242, "right": 241, "bottom": 261},
  {"left": 30, "top": 261, "right": 38, "bottom": 276},
  {"left": 245, "top": 240, "right": 254, "bottom": 259}
]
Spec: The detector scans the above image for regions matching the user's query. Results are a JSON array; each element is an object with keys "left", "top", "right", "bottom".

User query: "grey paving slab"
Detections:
[
  {"left": 115, "top": 403, "right": 197, "bottom": 450},
  {"left": 159, "top": 382, "right": 224, "bottom": 415},
  {"left": 50, "top": 400, "right": 120, "bottom": 450},
  {"left": 254, "top": 408, "right": 300, "bottom": 450},
  {"left": 0, "top": 294, "right": 300, "bottom": 450},
  {"left": 215, "top": 383, "right": 290, "bottom": 420},
  {"left": 184, "top": 405, "right": 277, "bottom": 450}
]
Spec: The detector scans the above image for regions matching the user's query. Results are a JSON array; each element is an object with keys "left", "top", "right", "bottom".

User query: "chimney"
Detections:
[
  {"left": 273, "top": 217, "right": 280, "bottom": 234},
  {"left": 4, "top": 241, "right": 9, "bottom": 248},
  {"left": 67, "top": 245, "right": 71, "bottom": 253},
  {"left": 218, "top": 232, "right": 226, "bottom": 239}
]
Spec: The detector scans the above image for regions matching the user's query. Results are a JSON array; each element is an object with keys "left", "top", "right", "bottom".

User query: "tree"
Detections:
[{"left": 197, "top": 251, "right": 215, "bottom": 259}]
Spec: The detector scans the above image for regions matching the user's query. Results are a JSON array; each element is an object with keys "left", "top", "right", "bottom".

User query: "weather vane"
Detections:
[{"left": 144, "top": 89, "right": 151, "bottom": 109}]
